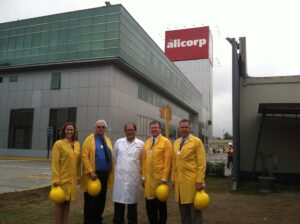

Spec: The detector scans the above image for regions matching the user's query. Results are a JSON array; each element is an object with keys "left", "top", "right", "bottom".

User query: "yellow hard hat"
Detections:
[
  {"left": 87, "top": 178, "right": 101, "bottom": 196},
  {"left": 194, "top": 190, "right": 210, "bottom": 210},
  {"left": 49, "top": 186, "right": 65, "bottom": 204},
  {"left": 155, "top": 184, "right": 169, "bottom": 202}
]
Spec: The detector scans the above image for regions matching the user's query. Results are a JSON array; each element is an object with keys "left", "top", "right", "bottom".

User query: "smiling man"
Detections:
[
  {"left": 142, "top": 120, "right": 172, "bottom": 224},
  {"left": 112, "top": 122, "right": 144, "bottom": 224},
  {"left": 81, "top": 120, "right": 114, "bottom": 224},
  {"left": 172, "top": 119, "right": 206, "bottom": 224}
]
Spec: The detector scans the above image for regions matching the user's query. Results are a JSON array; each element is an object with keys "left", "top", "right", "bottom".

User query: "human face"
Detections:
[
  {"left": 95, "top": 121, "right": 107, "bottom": 136},
  {"left": 179, "top": 121, "right": 191, "bottom": 138},
  {"left": 125, "top": 124, "right": 136, "bottom": 142},
  {"left": 150, "top": 123, "right": 161, "bottom": 138},
  {"left": 65, "top": 125, "right": 75, "bottom": 140}
]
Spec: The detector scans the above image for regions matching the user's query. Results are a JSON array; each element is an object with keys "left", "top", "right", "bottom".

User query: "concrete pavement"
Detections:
[
  {"left": 0, "top": 152, "right": 231, "bottom": 194},
  {"left": 0, "top": 158, "right": 51, "bottom": 194}
]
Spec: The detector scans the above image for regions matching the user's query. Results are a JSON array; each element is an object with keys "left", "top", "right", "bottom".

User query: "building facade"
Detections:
[
  {"left": 0, "top": 4, "right": 205, "bottom": 157},
  {"left": 239, "top": 75, "right": 300, "bottom": 182},
  {"left": 164, "top": 27, "right": 213, "bottom": 149}
]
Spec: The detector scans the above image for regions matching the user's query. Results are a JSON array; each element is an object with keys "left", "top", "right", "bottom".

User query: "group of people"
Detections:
[{"left": 51, "top": 118, "right": 206, "bottom": 224}]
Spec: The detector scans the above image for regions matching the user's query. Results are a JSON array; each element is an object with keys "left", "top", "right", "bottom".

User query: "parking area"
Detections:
[{"left": 0, "top": 158, "right": 51, "bottom": 194}]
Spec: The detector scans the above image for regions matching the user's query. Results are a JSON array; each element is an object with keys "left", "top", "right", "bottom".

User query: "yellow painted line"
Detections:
[{"left": 0, "top": 156, "right": 51, "bottom": 162}]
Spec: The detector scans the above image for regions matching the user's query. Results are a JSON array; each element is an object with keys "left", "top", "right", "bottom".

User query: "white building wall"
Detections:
[
  {"left": 240, "top": 75, "right": 300, "bottom": 174},
  {"left": 174, "top": 59, "right": 213, "bottom": 147},
  {"left": 0, "top": 64, "right": 192, "bottom": 157}
]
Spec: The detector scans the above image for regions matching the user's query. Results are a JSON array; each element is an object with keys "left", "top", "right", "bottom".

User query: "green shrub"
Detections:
[{"left": 206, "top": 162, "right": 225, "bottom": 177}]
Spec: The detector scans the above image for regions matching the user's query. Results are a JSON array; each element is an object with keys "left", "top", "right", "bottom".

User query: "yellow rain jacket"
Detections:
[
  {"left": 142, "top": 134, "right": 172, "bottom": 199},
  {"left": 172, "top": 134, "right": 206, "bottom": 204},
  {"left": 81, "top": 133, "right": 114, "bottom": 192},
  {"left": 51, "top": 139, "right": 81, "bottom": 201}
]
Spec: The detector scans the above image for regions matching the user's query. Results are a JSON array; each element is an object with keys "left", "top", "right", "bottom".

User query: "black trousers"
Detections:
[
  {"left": 84, "top": 170, "right": 109, "bottom": 224},
  {"left": 227, "top": 156, "right": 233, "bottom": 168},
  {"left": 113, "top": 202, "right": 137, "bottom": 224},
  {"left": 145, "top": 198, "right": 167, "bottom": 224}
]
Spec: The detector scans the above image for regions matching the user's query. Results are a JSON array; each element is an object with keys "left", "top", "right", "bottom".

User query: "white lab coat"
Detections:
[{"left": 112, "top": 137, "right": 144, "bottom": 204}]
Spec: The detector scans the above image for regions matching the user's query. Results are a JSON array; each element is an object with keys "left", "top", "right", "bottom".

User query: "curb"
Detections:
[{"left": 0, "top": 156, "right": 51, "bottom": 162}]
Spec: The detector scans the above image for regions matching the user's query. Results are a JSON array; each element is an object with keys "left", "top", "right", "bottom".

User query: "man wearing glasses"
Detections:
[{"left": 81, "top": 120, "right": 114, "bottom": 224}]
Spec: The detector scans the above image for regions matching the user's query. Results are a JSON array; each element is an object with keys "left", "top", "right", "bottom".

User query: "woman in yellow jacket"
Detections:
[
  {"left": 51, "top": 122, "right": 81, "bottom": 224},
  {"left": 172, "top": 119, "right": 206, "bottom": 224},
  {"left": 81, "top": 120, "right": 114, "bottom": 224}
]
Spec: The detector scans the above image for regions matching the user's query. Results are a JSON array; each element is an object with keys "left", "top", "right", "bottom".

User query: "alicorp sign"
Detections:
[{"left": 165, "top": 26, "right": 212, "bottom": 62}]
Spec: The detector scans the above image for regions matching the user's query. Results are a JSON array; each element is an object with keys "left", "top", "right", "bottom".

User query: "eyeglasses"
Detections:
[{"left": 96, "top": 126, "right": 106, "bottom": 129}]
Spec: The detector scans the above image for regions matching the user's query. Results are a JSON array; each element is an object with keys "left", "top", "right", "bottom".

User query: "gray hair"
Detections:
[{"left": 95, "top": 119, "right": 108, "bottom": 127}]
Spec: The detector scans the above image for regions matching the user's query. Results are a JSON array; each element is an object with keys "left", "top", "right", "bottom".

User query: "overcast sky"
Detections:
[{"left": 1, "top": 0, "right": 300, "bottom": 138}]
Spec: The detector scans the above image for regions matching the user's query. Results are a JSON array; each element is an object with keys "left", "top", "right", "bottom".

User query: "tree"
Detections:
[{"left": 223, "top": 132, "right": 233, "bottom": 140}]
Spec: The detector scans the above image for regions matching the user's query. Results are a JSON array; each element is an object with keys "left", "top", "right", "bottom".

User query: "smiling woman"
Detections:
[{"left": 51, "top": 122, "right": 81, "bottom": 224}]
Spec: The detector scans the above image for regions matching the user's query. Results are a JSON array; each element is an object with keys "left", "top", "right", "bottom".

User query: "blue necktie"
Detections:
[{"left": 100, "top": 137, "right": 110, "bottom": 163}]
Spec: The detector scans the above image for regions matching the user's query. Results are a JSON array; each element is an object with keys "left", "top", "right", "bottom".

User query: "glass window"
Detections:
[
  {"left": 58, "top": 29, "right": 68, "bottom": 44},
  {"left": 0, "top": 37, "right": 8, "bottom": 51},
  {"left": 93, "top": 16, "right": 105, "bottom": 24},
  {"left": 0, "top": 51, "right": 7, "bottom": 60},
  {"left": 106, "top": 30, "right": 119, "bottom": 39},
  {"left": 80, "top": 18, "right": 92, "bottom": 26},
  {"left": 69, "top": 19, "right": 79, "bottom": 27},
  {"left": 91, "top": 41, "right": 104, "bottom": 50},
  {"left": 0, "top": 77, "right": 3, "bottom": 83},
  {"left": 8, "top": 37, "right": 16, "bottom": 51},
  {"left": 24, "top": 34, "right": 32, "bottom": 48},
  {"left": 106, "top": 13, "right": 120, "bottom": 21},
  {"left": 92, "top": 32, "right": 105, "bottom": 41},
  {"left": 67, "top": 44, "right": 77, "bottom": 52},
  {"left": 79, "top": 33, "right": 91, "bottom": 42},
  {"left": 40, "top": 31, "right": 50, "bottom": 46},
  {"left": 15, "top": 50, "right": 23, "bottom": 58},
  {"left": 79, "top": 26, "right": 92, "bottom": 34},
  {"left": 68, "top": 28, "right": 79, "bottom": 43},
  {"left": 49, "top": 107, "right": 77, "bottom": 143},
  {"left": 60, "top": 20, "right": 69, "bottom": 29},
  {"left": 15, "top": 36, "right": 24, "bottom": 50},
  {"left": 49, "top": 30, "right": 59, "bottom": 45},
  {"left": 51, "top": 72, "right": 61, "bottom": 89},
  {"left": 8, "top": 109, "right": 34, "bottom": 149},
  {"left": 92, "top": 24, "right": 105, "bottom": 33},
  {"left": 79, "top": 42, "right": 91, "bottom": 51}
]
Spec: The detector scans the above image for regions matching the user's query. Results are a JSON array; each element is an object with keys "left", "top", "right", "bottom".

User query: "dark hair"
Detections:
[
  {"left": 124, "top": 122, "right": 137, "bottom": 131},
  {"left": 179, "top": 119, "right": 191, "bottom": 125},
  {"left": 149, "top": 120, "right": 161, "bottom": 128},
  {"left": 60, "top": 122, "right": 78, "bottom": 141}
]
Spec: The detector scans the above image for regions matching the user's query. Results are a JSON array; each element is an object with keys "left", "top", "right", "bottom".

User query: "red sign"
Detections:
[{"left": 165, "top": 26, "right": 212, "bottom": 62}]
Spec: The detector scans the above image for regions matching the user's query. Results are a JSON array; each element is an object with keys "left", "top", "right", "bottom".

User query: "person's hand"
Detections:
[
  {"left": 53, "top": 182, "right": 59, "bottom": 187},
  {"left": 77, "top": 180, "right": 81, "bottom": 185},
  {"left": 196, "top": 183, "right": 204, "bottom": 191},
  {"left": 89, "top": 172, "right": 98, "bottom": 180},
  {"left": 160, "top": 180, "right": 167, "bottom": 185}
]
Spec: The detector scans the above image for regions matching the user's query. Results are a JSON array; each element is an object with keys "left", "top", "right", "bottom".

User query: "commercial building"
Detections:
[
  {"left": 0, "top": 4, "right": 208, "bottom": 157},
  {"left": 164, "top": 26, "right": 213, "bottom": 148}
]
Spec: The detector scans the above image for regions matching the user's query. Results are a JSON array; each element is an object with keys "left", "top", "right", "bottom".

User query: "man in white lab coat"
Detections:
[{"left": 112, "top": 122, "right": 145, "bottom": 224}]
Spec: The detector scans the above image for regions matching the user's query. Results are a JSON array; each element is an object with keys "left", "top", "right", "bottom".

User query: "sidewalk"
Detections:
[{"left": 0, "top": 157, "right": 51, "bottom": 194}]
